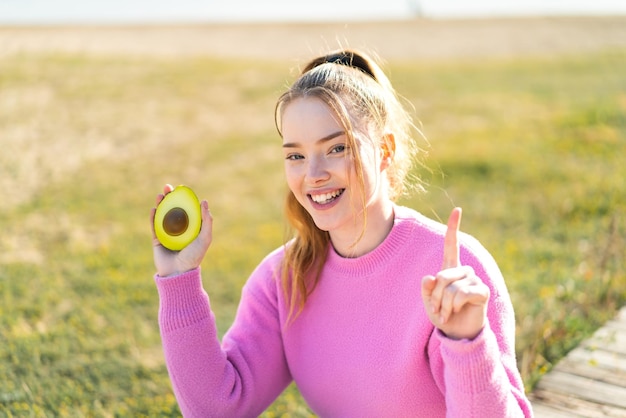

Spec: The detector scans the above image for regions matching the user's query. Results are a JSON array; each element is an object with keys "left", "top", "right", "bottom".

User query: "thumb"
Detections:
[
  {"left": 196, "top": 200, "right": 213, "bottom": 244},
  {"left": 442, "top": 207, "right": 462, "bottom": 270},
  {"left": 421, "top": 275, "right": 437, "bottom": 298}
]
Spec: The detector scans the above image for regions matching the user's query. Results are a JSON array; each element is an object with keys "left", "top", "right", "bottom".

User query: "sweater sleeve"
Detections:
[
  {"left": 427, "top": 235, "right": 534, "bottom": 418},
  {"left": 154, "top": 264, "right": 291, "bottom": 418}
]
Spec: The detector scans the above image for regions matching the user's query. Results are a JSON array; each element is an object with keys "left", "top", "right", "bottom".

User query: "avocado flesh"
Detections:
[{"left": 154, "top": 186, "right": 201, "bottom": 251}]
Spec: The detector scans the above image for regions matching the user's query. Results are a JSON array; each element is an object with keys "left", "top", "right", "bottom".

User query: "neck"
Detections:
[{"left": 330, "top": 200, "right": 395, "bottom": 258}]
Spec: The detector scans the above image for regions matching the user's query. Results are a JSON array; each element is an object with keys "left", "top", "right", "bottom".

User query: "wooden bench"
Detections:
[{"left": 530, "top": 306, "right": 626, "bottom": 417}]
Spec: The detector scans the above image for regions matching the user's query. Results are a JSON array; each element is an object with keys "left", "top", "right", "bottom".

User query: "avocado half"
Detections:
[{"left": 154, "top": 185, "right": 202, "bottom": 251}]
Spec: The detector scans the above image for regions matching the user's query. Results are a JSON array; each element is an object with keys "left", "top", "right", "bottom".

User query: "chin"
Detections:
[
  {"left": 310, "top": 218, "right": 334, "bottom": 233},
  {"left": 310, "top": 212, "right": 354, "bottom": 235}
]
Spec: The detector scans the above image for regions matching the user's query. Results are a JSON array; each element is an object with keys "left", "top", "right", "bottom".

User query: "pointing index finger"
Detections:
[{"left": 442, "top": 207, "right": 462, "bottom": 270}]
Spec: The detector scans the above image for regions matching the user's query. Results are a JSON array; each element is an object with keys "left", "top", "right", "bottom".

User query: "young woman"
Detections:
[{"left": 151, "top": 49, "right": 534, "bottom": 417}]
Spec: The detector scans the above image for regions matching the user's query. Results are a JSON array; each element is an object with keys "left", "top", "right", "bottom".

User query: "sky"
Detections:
[{"left": 0, "top": 0, "right": 625, "bottom": 24}]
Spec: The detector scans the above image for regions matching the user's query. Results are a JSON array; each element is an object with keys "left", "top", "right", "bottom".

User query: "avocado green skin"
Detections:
[{"left": 154, "top": 185, "right": 202, "bottom": 251}]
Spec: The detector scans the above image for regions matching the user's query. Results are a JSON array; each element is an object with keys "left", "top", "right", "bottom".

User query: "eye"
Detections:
[
  {"left": 285, "top": 153, "right": 304, "bottom": 161},
  {"left": 330, "top": 144, "right": 347, "bottom": 154}
]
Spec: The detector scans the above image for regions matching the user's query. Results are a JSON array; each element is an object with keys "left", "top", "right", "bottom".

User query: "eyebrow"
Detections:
[{"left": 282, "top": 130, "right": 345, "bottom": 148}]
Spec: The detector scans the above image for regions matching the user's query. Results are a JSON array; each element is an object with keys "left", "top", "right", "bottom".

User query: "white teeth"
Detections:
[{"left": 311, "top": 190, "right": 342, "bottom": 204}]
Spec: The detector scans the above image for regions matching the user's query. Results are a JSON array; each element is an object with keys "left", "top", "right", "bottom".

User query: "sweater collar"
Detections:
[{"left": 324, "top": 205, "right": 418, "bottom": 278}]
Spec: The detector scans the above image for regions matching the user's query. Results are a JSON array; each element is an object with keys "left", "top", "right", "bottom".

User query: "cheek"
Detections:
[
  {"left": 354, "top": 151, "right": 382, "bottom": 195},
  {"left": 284, "top": 165, "right": 302, "bottom": 192}
]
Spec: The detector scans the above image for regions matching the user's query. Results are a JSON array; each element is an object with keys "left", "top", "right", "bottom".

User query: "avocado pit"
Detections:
[{"left": 163, "top": 207, "right": 189, "bottom": 236}]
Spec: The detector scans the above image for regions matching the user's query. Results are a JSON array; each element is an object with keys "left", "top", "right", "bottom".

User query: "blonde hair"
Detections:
[{"left": 275, "top": 49, "right": 423, "bottom": 321}]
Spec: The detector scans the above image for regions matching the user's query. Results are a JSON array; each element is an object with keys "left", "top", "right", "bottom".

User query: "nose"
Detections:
[{"left": 305, "top": 155, "right": 330, "bottom": 185}]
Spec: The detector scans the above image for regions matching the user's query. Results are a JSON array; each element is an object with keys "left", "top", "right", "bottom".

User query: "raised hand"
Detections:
[
  {"left": 151, "top": 184, "right": 213, "bottom": 277},
  {"left": 421, "top": 208, "right": 490, "bottom": 340}
]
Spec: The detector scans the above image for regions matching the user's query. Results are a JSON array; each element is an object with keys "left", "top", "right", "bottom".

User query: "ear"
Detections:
[{"left": 380, "top": 133, "right": 396, "bottom": 170}]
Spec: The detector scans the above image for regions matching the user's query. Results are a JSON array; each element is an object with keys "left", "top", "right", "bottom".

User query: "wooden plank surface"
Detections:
[{"left": 530, "top": 306, "right": 626, "bottom": 417}]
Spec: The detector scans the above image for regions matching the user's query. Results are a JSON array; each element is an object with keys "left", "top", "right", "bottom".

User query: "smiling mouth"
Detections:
[{"left": 309, "top": 189, "right": 345, "bottom": 205}]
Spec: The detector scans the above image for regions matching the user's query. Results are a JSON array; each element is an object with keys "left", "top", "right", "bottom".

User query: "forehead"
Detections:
[{"left": 280, "top": 97, "right": 344, "bottom": 143}]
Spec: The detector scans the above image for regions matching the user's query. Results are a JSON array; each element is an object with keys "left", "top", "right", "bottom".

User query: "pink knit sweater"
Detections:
[{"left": 155, "top": 205, "right": 533, "bottom": 417}]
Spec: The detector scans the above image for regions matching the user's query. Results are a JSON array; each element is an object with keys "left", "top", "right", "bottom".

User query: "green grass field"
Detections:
[{"left": 0, "top": 45, "right": 624, "bottom": 416}]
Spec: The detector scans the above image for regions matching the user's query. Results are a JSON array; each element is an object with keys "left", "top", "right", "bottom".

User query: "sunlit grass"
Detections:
[
  {"left": 395, "top": 50, "right": 626, "bottom": 388},
  {"left": 0, "top": 47, "right": 624, "bottom": 415}
]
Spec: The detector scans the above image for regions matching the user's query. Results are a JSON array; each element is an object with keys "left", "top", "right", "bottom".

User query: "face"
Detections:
[{"left": 281, "top": 96, "right": 389, "bottom": 239}]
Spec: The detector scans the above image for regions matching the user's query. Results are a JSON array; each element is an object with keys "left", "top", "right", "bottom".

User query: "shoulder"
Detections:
[
  {"left": 241, "top": 244, "right": 288, "bottom": 302},
  {"left": 393, "top": 205, "right": 451, "bottom": 249},
  {"left": 394, "top": 205, "right": 447, "bottom": 235},
  {"left": 394, "top": 205, "right": 501, "bottom": 279},
  {"left": 246, "top": 244, "right": 287, "bottom": 285}
]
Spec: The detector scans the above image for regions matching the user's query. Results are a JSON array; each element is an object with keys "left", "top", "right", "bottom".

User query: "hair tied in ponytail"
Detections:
[{"left": 303, "top": 50, "right": 379, "bottom": 82}]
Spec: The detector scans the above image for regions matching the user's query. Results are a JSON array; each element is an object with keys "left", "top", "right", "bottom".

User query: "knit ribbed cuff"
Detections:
[
  {"left": 437, "top": 325, "right": 500, "bottom": 394},
  {"left": 154, "top": 268, "right": 213, "bottom": 333}
]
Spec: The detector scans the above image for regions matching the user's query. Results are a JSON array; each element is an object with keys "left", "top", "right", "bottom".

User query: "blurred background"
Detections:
[
  {"left": 1, "top": 0, "right": 626, "bottom": 23},
  {"left": 0, "top": 1, "right": 625, "bottom": 416}
]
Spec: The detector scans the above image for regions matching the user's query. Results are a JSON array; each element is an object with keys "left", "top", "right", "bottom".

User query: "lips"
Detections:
[{"left": 309, "top": 189, "right": 345, "bottom": 205}]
